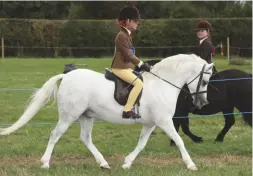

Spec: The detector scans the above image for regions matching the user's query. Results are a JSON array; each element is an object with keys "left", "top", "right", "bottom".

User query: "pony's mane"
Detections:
[{"left": 151, "top": 54, "right": 206, "bottom": 73}]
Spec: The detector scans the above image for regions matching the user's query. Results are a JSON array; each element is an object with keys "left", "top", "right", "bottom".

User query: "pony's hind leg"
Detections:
[
  {"left": 215, "top": 107, "right": 235, "bottom": 142},
  {"left": 79, "top": 114, "right": 110, "bottom": 169},
  {"left": 122, "top": 125, "right": 156, "bottom": 169},
  {"left": 156, "top": 117, "right": 197, "bottom": 171},
  {"left": 40, "top": 117, "right": 78, "bottom": 168},
  {"left": 40, "top": 102, "right": 84, "bottom": 169}
]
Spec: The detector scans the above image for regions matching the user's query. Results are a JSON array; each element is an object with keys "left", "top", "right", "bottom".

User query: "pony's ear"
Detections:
[{"left": 206, "top": 63, "right": 214, "bottom": 71}]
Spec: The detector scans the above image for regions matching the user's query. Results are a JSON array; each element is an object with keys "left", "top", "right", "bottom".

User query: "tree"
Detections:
[{"left": 0, "top": 1, "right": 70, "bottom": 19}]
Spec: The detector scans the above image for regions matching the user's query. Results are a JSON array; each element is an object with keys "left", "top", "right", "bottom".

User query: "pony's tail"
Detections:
[{"left": 0, "top": 74, "right": 65, "bottom": 135}]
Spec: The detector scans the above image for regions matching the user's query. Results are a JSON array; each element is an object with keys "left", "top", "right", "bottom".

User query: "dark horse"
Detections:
[{"left": 135, "top": 59, "right": 252, "bottom": 145}]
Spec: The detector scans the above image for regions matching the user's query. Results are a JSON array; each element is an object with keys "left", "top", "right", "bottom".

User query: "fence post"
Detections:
[
  {"left": 227, "top": 37, "right": 230, "bottom": 62},
  {"left": 220, "top": 41, "right": 223, "bottom": 56},
  {"left": 1, "top": 37, "right": 4, "bottom": 61}
]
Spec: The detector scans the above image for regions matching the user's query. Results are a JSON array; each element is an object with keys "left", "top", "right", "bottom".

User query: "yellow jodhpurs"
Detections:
[{"left": 111, "top": 68, "right": 143, "bottom": 112}]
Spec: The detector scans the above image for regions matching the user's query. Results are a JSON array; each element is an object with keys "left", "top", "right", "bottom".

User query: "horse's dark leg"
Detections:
[
  {"left": 169, "top": 118, "right": 181, "bottom": 146},
  {"left": 180, "top": 117, "right": 203, "bottom": 143},
  {"left": 170, "top": 86, "right": 203, "bottom": 145},
  {"left": 242, "top": 114, "right": 252, "bottom": 127},
  {"left": 215, "top": 107, "right": 235, "bottom": 142},
  {"left": 234, "top": 98, "right": 252, "bottom": 127},
  {"left": 170, "top": 116, "right": 203, "bottom": 145}
]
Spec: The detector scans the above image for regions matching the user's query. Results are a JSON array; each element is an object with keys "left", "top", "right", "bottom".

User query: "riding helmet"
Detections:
[
  {"left": 118, "top": 6, "right": 142, "bottom": 21},
  {"left": 195, "top": 20, "right": 212, "bottom": 32}
]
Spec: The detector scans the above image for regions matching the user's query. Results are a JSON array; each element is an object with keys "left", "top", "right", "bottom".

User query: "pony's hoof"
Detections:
[
  {"left": 194, "top": 137, "right": 203, "bottom": 143},
  {"left": 122, "top": 163, "right": 131, "bottom": 169},
  {"left": 100, "top": 164, "right": 110, "bottom": 169},
  {"left": 41, "top": 163, "right": 50, "bottom": 169},
  {"left": 188, "top": 165, "right": 198, "bottom": 171},
  {"left": 214, "top": 138, "right": 223, "bottom": 142}
]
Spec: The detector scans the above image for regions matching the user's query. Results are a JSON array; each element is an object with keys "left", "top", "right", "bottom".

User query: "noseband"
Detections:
[{"left": 186, "top": 64, "right": 211, "bottom": 95}]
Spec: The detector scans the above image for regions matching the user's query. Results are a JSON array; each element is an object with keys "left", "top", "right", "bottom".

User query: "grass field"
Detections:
[{"left": 0, "top": 57, "right": 252, "bottom": 176}]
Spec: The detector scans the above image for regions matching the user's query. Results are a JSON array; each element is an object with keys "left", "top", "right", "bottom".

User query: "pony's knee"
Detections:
[
  {"left": 80, "top": 132, "right": 91, "bottom": 145},
  {"left": 137, "top": 142, "right": 146, "bottom": 151},
  {"left": 174, "top": 139, "right": 184, "bottom": 147},
  {"left": 156, "top": 119, "right": 185, "bottom": 146},
  {"left": 169, "top": 132, "right": 184, "bottom": 147},
  {"left": 49, "top": 130, "right": 60, "bottom": 143}
]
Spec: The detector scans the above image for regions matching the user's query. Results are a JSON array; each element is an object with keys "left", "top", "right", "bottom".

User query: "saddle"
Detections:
[{"left": 104, "top": 68, "right": 143, "bottom": 106}]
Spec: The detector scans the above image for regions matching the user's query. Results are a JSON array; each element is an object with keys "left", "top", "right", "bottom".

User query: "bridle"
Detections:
[{"left": 186, "top": 64, "right": 211, "bottom": 95}]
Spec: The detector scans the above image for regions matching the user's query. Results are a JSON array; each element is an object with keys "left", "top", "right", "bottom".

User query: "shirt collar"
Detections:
[
  {"left": 122, "top": 26, "right": 131, "bottom": 35},
  {"left": 199, "top": 37, "right": 208, "bottom": 45}
]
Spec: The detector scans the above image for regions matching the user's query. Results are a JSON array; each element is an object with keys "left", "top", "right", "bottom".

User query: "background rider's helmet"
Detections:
[
  {"left": 195, "top": 20, "right": 212, "bottom": 33},
  {"left": 118, "top": 6, "right": 142, "bottom": 21}
]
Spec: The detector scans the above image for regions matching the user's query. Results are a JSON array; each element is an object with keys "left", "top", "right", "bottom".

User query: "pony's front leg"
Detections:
[
  {"left": 155, "top": 117, "right": 198, "bottom": 171},
  {"left": 122, "top": 125, "right": 156, "bottom": 169}
]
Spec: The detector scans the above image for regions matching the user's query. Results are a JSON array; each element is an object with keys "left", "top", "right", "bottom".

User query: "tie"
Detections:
[{"left": 129, "top": 33, "right": 133, "bottom": 40}]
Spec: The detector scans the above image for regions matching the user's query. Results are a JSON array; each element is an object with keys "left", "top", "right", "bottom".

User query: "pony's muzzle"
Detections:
[
  {"left": 193, "top": 97, "right": 209, "bottom": 110},
  {"left": 195, "top": 100, "right": 209, "bottom": 110},
  {"left": 201, "top": 100, "right": 209, "bottom": 107}
]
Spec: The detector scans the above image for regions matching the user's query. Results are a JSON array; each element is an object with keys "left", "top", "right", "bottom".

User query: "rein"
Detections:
[
  {"left": 148, "top": 72, "right": 193, "bottom": 95},
  {"left": 148, "top": 64, "right": 211, "bottom": 95}
]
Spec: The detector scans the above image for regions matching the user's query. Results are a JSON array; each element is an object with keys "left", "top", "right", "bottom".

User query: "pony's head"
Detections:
[
  {"left": 187, "top": 61, "right": 214, "bottom": 109},
  {"left": 184, "top": 54, "right": 214, "bottom": 109},
  {"left": 152, "top": 54, "right": 214, "bottom": 109}
]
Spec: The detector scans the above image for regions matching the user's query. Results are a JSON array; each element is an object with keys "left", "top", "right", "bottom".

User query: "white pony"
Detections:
[{"left": 0, "top": 54, "right": 214, "bottom": 171}]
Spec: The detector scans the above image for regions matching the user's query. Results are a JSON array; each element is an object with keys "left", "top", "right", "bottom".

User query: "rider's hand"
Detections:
[{"left": 140, "top": 62, "right": 151, "bottom": 72}]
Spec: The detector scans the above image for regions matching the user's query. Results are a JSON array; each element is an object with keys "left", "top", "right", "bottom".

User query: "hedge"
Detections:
[{"left": 1, "top": 18, "right": 251, "bottom": 58}]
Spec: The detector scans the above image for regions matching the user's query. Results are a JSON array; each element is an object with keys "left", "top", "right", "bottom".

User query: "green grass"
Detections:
[{"left": 0, "top": 57, "right": 252, "bottom": 176}]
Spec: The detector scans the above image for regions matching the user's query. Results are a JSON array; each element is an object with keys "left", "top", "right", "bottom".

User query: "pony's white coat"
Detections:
[{"left": 0, "top": 54, "right": 214, "bottom": 170}]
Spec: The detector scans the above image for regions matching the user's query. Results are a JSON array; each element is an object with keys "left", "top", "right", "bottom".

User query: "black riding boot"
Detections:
[{"left": 122, "top": 111, "right": 141, "bottom": 119}]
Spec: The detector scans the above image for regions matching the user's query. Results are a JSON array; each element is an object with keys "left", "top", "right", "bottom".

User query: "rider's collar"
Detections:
[{"left": 121, "top": 26, "right": 131, "bottom": 35}]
